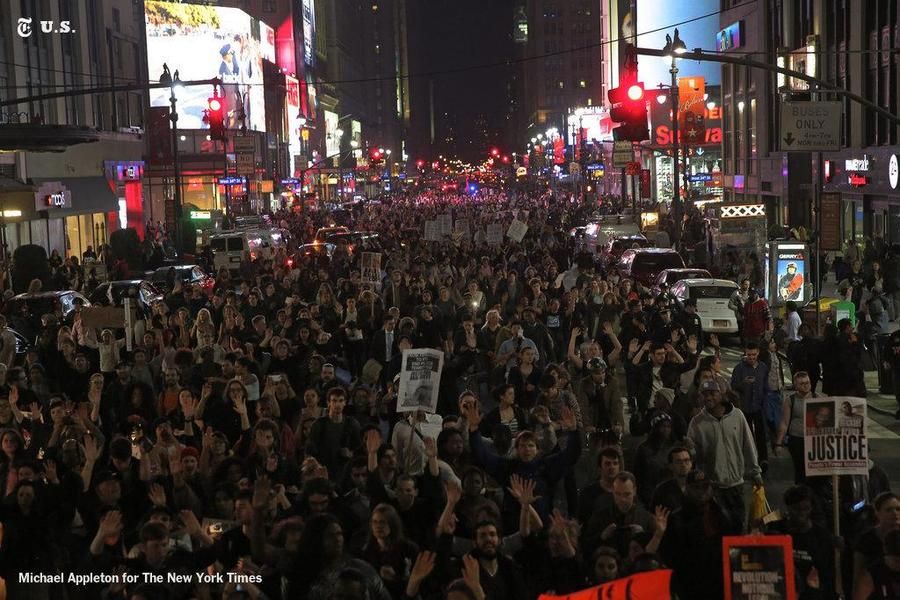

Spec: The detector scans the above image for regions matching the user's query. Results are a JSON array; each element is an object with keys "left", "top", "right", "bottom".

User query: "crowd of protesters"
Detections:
[{"left": 0, "top": 189, "right": 897, "bottom": 600}]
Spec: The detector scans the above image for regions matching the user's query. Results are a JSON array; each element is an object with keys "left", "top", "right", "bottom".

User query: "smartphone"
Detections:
[{"left": 851, "top": 499, "right": 866, "bottom": 513}]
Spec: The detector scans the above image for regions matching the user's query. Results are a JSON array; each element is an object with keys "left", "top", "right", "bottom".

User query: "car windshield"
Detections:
[
  {"left": 689, "top": 286, "right": 736, "bottom": 299},
  {"left": 634, "top": 254, "right": 684, "bottom": 271}
]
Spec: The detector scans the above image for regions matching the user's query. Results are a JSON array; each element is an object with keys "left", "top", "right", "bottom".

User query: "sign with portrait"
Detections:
[{"left": 804, "top": 397, "right": 867, "bottom": 476}]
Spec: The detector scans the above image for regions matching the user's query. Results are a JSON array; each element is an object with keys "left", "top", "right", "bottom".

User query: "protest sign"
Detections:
[
  {"left": 539, "top": 570, "right": 672, "bottom": 600},
  {"left": 454, "top": 218, "right": 470, "bottom": 240},
  {"left": 506, "top": 219, "right": 529, "bottom": 242},
  {"left": 723, "top": 535, "right": 796, "bottom": 600},
  {"left": 424, "top": 220, "right": 441, "bottom": 241},
  {"left": 437, "top": 213, "right": 453, "bottom": 236},
  {"left": 486, "top": 223, "right": 504, "bottom": 245},
  {"left": 397, "top": 348, "right": 444, "bottom": 414},
  {"left": 361, "top": 252, "right": 382, "bottom": 285},
  {"left": 803, "top": 396, "right": 867, "bottom": 476}
]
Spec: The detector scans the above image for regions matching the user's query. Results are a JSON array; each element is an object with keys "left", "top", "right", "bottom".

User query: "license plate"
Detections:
[
  {"left": 714, "top": 319, "right": 729, "bottom": 327},
  {"left": 230, "top": 256, "right": 241, "bottom": 263}
]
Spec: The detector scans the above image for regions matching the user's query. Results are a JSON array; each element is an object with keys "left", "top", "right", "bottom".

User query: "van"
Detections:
[{"left": 210, "top": 228, "right": 290, "bottom": 272}]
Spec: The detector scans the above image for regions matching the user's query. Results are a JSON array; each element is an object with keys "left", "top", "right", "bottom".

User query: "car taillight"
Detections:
[{"left": 286, "top": 258, "right": 294, "bottom": 267}]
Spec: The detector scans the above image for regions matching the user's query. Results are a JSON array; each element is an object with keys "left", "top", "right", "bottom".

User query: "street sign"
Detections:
[
  {"left": 613, "top": 141, "right": 632, "bottom": 167},
  {"left": 779, "top": 101, "right": 842, "bottom": 152},
  {"left": 234, "top": 137, "right": 256, "bottom": 176}
]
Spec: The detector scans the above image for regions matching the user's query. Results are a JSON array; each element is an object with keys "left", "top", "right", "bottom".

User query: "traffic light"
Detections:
[
  {"left": 490, "top": 147, "right": 500, "bottom": 158},
  {"left": 206, "top": 96, "right": 225, "bottom": 140},
  {"left": 370, "top": 148, "right": 384, "bottom": 162},
  {"left": 608, "top": 82, "right": 649, "bottom": 142}
]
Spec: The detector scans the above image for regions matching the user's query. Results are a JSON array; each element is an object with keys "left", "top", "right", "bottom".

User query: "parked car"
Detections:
[
  {"left": 147, "top": 265, "right": 215, "bottom": 295},
  {"left": 617, "top": 248, "right": 686, "bottom": 287},
  {"left": 325, "top": 231, "right": 381, "bottom": 255},
  {"left": 600, "top": 234, "right": 652, "bottom": 268},
  {"left": 649, "top": 268, "right": 713, "bottom": 298},
  {"left": 3, "top": 291, "right": 91, "bottom": 326},
  {"left": 669, "top": 278, "right": 740, "bottom": 334},
  {"left": 89, "top": 280, "right": 164, "bottom": 316}
]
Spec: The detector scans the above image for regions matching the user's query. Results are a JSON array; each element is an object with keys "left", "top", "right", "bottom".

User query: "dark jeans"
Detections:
[
  {"left": 787, "top": 435, "right": 806, "bottom": 484},
  {"left": 716, "top": 484, "right": 746, "bottom": 533},
  {"left": 746, "top": 411, "right": 768, "bottom": 463}
]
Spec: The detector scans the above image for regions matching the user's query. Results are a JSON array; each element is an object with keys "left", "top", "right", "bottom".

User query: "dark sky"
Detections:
[{"left": 417, "top": 0, "right": 514, "bottom": 161}]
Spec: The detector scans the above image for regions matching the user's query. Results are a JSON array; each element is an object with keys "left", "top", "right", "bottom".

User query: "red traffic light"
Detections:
[
  {"left": 627, "top": 84, "right": 644, "bottom": 101},
  {"left": 206, "top": 96, "right": 225, "bottom": 140},
  {"left": 490, "top": 148, "right": 500, "bottom": 157},
  {"left": 501, "top": 155, "right": 510, "bottom": 164},
  {"left": 416, "top": 159, "right": 425, "bottom": 168},
  {"left": 208, "top": 98, "right": 222, "bottom": 111}
]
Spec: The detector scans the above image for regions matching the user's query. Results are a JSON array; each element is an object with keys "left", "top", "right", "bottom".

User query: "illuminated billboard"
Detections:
[
  {"left": 260, "top": 21, "right": 275, "bottom": 63},
  {"left": 302, "top": 0, "right": 316, "bottom": 67},
  {"left": 145, "top": 1, "right": 267, "bottom": 132},
  {"left": 324, "top": 110, "right": 340, "bottom": 157},
  {"left": 285, "top": 75, "right": 303, "bottom": 176}
]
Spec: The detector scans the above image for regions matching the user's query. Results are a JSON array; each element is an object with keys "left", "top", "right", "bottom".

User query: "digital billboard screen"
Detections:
[{"left": 145, "top": 1, "right": 267, "bottom": 132}]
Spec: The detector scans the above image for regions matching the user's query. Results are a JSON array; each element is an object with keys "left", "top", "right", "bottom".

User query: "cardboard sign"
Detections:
[
  {"left": 723, "top": 535, "right": 796, "bottom": 600},
  {"left": 506, "top": 219, "right": 529, "bottom": 243},
  {"left": 80, "top": 306, "right": 135, "bottom": 329},
  {"left": 803, "top": 396, "right": 867, "bottom": 476},
  {"left": 539, "top": 569, "right": 672, "bottom": 600},
  {"left": 396, "top": 348, "right": 444, "bottom": 414},
  {"left": 486, "top": 223, "right": 504, "bottom": 245}
]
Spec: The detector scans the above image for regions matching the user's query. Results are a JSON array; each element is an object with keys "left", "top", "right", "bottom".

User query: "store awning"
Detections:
[{"left": 31, "top": 177, "right": 119, "bottom": 217}]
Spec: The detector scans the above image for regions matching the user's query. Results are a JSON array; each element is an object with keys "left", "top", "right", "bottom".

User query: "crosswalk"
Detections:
[{"left": 716, "top": 346, "right": 900, "bottom": 440}]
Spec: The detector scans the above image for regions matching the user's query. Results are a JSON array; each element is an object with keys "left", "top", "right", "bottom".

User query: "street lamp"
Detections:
[
  {"left": 158, "top": 64, "right": 184, "bottom": 252},
  {"left": 662, "top": 28, "right": 687, "bottom": 240}
]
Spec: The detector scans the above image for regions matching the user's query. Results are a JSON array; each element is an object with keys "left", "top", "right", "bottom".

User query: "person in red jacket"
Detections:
[{"left": 743, "top": 289, "right": 772, "bottom": 343}]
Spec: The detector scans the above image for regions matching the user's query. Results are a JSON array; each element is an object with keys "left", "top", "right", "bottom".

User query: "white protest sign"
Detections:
[
  {"left": 397, "top": 348, "right": 444, "bottom": 414},
  {"left": 361, "top": 252, "right": 382, "bottom": 285},
  {"left": 506, "top": 219, "right": 529, "bottom": 242},
  {"left": 803, "top": 396, "right": 867, "bottom": 476},
  {"left": 486, "top": 223, "right": 504, "bottom": 245}
]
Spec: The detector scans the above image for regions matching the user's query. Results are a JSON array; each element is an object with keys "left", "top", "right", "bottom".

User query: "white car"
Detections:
[{"left": 670, "top": 278, "right": 740, "bottom": 334}]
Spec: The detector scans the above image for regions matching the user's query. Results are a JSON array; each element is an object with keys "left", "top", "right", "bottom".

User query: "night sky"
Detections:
[{"left": 417, "top": 0, "right": 514, "bottom": 161}]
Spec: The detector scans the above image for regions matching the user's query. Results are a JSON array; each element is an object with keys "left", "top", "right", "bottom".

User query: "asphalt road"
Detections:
[{"left": 571, "top": 345, "right": 900, "bottom": 518}]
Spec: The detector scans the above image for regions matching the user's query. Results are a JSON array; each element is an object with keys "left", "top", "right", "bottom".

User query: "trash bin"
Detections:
[{"left": 877, "top": 333, "right": 894, "bottom": 395}]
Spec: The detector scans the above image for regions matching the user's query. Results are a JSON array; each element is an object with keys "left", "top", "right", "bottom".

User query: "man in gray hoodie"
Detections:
[{"left": 687, "top": 380, "right": 762, "bottom": 532}]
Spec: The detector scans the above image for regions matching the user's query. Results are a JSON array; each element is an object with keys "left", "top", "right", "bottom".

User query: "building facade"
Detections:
[{"left": 0, "top": 0, "right": 146, "bottom": 260}]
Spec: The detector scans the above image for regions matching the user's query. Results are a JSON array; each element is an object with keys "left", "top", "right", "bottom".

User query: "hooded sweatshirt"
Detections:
[{"left": 687, "top": 402, "right": 760, "bottom": 488}]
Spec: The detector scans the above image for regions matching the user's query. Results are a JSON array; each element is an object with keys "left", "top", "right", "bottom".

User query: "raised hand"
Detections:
[
  {"left": 461, "top": 554, "right": 486, "bottom": 600},
  {"left": 445, "top": 479, "right": 462, "bottom": 505},
  {"left": 179, "top": 509, "right": 202, "bottom": 536},
  {"left": 409, "top": 551, "right": 436, "bottom": 584},
  {"left": 628, "top": 338, "right": 640, "bottom": 354},
  {"left": 83, "top": 435, "right": 101, "bottom": 463},
  {"left": 653, "top": 505, "right": 670, "bottom": 533},
  {"left": 708, "top": 333, "right": 720, "bottom": 348},
  {"left": 232, "top": 394, "right": 247, "bottom": 415},
  {"left": 148, "top": 483, "right": 167, "bottom": 507},
  {"left": 559, "top": 405, "right": 577, "bottom": 431},
  {"left": 365, "top": 429, "right": 382, "bottom": 455},
  {"left": 686, "top": 334, "right": 698, "bottom": 353},
  {"left": 507, "top": 474, "right": 539, "bottom": 506},
  {"left": 424, "top": 436, "right": 437, "bottom": 460},
  {"left": 98, "top": 510, "right": 123, "bottom": 538}
]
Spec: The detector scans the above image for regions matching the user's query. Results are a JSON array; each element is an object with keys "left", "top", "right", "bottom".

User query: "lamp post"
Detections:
[
  {"left": 663, "top": 29, "right": 687, "bottom": 242},
  {"left": 159, "top": 64, "right": 184, "bottom": 252}
]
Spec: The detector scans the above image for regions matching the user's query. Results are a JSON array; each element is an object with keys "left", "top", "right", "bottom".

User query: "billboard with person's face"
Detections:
[{"left": 145, "top": 1, "right": 267, "bottom": 132}]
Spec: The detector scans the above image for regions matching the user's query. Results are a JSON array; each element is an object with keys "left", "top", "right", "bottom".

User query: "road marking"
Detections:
[{"left": 867, "top": 417, "right": 900, "bottom": 440}]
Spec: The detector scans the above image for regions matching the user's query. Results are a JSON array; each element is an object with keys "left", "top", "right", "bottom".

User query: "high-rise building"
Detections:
[
  {"left": 719, "top": 0, "right": 900, "bottom": 243},
  {"left": 521, "top": 1, "right": 605, "bottom": 142},
  {"left": 0, "top": 0, "right": 147, "bottom": 262}
]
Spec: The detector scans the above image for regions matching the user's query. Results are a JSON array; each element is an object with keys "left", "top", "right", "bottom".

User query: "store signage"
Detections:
[
  {"left": 890, "top": 154, "right": 899, "bottom": 189},
  {"left": 189, "top": 211, "right": 211, "bottom": 220},
  {"left": 33, "top": 181, "right": 72, "bottom": 211},
  {"left": 716, "top": 21, "right": 743, "bottom": 52},
  {"left": 820, "top": 193, "right": 841, "bottom": 251},
  {"left": 845, "top": 156, "right": 870, "bottom": 172},
  {"left": 218, "top": 176, "right": 245, "bottom": 185},
  {"left": 848, "top": 173, "right": 868, "bottom": 186}
]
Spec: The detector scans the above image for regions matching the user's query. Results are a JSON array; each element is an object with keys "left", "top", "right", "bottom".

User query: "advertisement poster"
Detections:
[
  {"left": 723, "top": 536, "right": 796, "bottom": 600},
  {"left": 804, "top": 397, "right": 868, "bottom": 476},
  {"left": 397, "top": 349, "right": 444, "bottom": 414},
  {"left": 285, "top": 76, "right": 303, "bottom": 177},
  {"left": 302, "top": 0, "right": 316, "bottom": 68},
  {"left": 361, "top": 252, "right": 382, "bottom": 285},
  {"left": 775, "top": 245, "right": 807, "bottom": 302},
  {"left": 145, "top": 1, "right": 267, "bottom": 131},
  {"left": 539, "top": 570, "right": 672, "bottom": 600},
  {"left": 259, "top": 21, "right": 275, "bottom": 62},
  {"left": 324, "top": 110, "right": 340, "bottom": 157},
  {"left": 507, "top": 219, "right": 529, "bottom": 242},
  {"left": 679, "top": 76, "right": 707, "bottom": 145}
]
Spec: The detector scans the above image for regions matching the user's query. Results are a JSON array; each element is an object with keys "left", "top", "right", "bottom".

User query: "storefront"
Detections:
[
  {"left": 32, "top": 178, "right": 121, "bottom": 258},
  {"left": 821, "top": 146, "right": 900, "bottom": 245}
]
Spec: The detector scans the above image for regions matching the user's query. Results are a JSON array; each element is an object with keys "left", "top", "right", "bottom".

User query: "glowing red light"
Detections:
[
  {"left": 208, "top": 98, "right": 222, "bottom": 111},
  {"left": 627, "top": 84, "right": 644, "bottom": 101}
]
